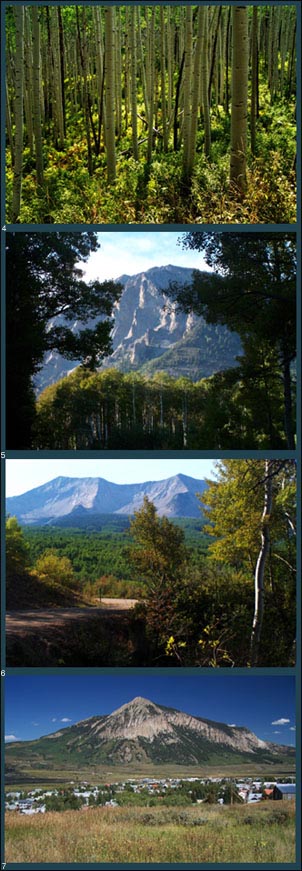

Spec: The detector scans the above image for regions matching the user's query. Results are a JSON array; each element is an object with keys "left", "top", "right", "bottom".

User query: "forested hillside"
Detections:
[{"left": 6, "top": 4, "right": 296, "bottom": 224}]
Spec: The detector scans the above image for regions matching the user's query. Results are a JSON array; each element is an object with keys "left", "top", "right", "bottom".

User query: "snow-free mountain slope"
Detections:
[
  {"left": 6, "top": 696, "right": 294, "bottom": 771},
  {"left": 35, "top": 265, "right": 241, "bottom": 391},
  {"left": 6, "top": 474, "right": 207, "bottom": 525}
]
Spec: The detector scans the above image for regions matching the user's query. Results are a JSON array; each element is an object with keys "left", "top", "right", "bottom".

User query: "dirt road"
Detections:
[{"left": 6, "top": 599, "right": 139, "bottom": 637}]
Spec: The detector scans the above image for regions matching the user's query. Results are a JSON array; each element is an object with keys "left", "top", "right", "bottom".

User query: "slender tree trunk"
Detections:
[
  {"left": 250, "top": 460, "right": 273, "bottom": 666},
  {"left": 251, "top": 5, "right": 258, "bottom": 156},
  {"left": 115, "top": 7, "right": 122, "bottom": 139},
  {"left": 76, "top": 7, "right": 93, "bottom": 176},
  {"left": 224, "top": 7, "right": 231, "bottom": 115},
  {"left": 94, "top": 6, "right": 106, "bottom": 152},
  {"left": 105, "top": 6, "right": 116, "bottom": 182},
  {"left": 130, "top": 7, "right": 138, "bottom": 160},
  {"left": 11, "top": 5, "right": 24, "bottom": 222},
  {"left": 147, "top": 8, "right": 155, "bottom": 163},
  {"left": 187, "top": 5, "right": 203, "bottom": 174},
  {"left": 24, "top": 8, "right": 34, "bottom": 154},
  {"left": 182, "top": 5, "right": 193, "bottom": 179},
  {"left": 160, "top": 7, "right": 168, "bottom": 152},
  {"left": 57, "top": 7, "right": 66, "bottom": 136},
  {"left": 137, "top": 7, "right": 149, "bottom": 119},
  {"left": 230, "top": 6, "right": 248, "bottom": 193},
  {"left": 51, "top": 8, "right": 64, "bottom": 149},
  {"left": 201, "top": 6, "right": 211, "bottom": 157},
  {"left": 31, "top": 6, "right": 44, "bottom": 189},
  {"left": 6, "top": 79, "right": 14, "bottom": 165}
]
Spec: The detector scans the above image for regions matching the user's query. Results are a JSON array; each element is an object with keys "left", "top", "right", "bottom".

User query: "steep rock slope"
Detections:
[
  {"left": 35, "top": 265, "right": 241, "bottom": 392},
  {"left": 6, "top": 474, "right": 207, "bottom": 525}
]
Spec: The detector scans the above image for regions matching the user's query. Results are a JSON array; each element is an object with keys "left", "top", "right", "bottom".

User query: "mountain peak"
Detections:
[
  {"left": 6, "top": 695, "right": 294, "bottom": 776},
  {"left": 35, "top": 264, "right": 241, "bottom": 392},
  {"left": 6, "top": 474, "right": 207, "bottom": 525}
]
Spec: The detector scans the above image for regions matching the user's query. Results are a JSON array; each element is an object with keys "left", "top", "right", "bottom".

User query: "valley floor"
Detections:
[{"left": 5, "top": 802, "right": 295, "bottom": 864}]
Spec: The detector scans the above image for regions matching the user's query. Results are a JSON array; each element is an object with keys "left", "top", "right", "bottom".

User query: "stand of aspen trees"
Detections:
[{"left": 6, "top": 5, "right": 296, "bottom": 223}]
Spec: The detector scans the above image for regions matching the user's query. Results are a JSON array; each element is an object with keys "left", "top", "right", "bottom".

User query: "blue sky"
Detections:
[
  {"left": 81, "top": 231, "right": 209, "bottom": 281},
  {"left": 5, "top": 675, "right": 295, "bottom": 747},
  {"left": 6, "top": 458, "right": 217, "bottom": 497}
]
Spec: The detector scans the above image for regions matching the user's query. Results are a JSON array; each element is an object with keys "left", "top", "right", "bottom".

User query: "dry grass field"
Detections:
[{"left": 5, "top": 801, "right": 295, "bottom": 864}]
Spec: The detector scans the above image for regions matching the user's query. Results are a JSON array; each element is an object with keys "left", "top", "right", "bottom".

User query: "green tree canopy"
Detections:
[
  {"left": 166, "top": 233, "right": 296, "bottom": 448},
  {"left": 201, "top": 459, "right": 296, "bottom": 664},
  {"left": 34, "top": 549, "right": 75, "bottom": 588},
  {"left": 6, "top": 515, "right": 31, "bottom": 583},
  {"left": 6, "top": 232, "right": 123, "bottom": 447}
]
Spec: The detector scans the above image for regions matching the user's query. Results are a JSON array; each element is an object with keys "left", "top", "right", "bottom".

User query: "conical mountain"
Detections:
[{"left": 6, "top": 697, "right": 294, "bottom": 775}]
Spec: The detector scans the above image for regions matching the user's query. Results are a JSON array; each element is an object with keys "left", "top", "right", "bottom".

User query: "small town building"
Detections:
[{"left": 272, "top": 784, "right": 296, "bottom": 801}]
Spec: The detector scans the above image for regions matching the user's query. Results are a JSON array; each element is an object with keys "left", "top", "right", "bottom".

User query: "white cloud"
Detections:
[
  {"left": 5, "top": 734, "right": 18, "bottom": 742},
  {"left": 32, "top": 722, "right": 39, "bottom": 726},
  {"left": 289, "top": 726, "right": 296, "bottom": 731},
  {"left": 228, "top": 724, "right": 236, "bottom": 727},
  {"left": 273, "top": 730, "right": 281, "bottom": 734},
  {"left": 61, "top": 718, "right": 72, "bottom": 723},
  {"left": 51, "top": 718, "right": 57, "bottom": 722},
  {"left": 271, "top": 718, "right": 290, "bottom": 725}
]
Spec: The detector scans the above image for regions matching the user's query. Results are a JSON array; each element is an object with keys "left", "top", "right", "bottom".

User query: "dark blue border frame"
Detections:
[{"left": 1, "top": 1, "right": 301, "bottom": 869}]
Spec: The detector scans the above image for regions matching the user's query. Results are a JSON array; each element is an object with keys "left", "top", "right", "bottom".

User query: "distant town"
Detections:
[{"left": 5, "top": 776, "right": 296, "bottom": 815}]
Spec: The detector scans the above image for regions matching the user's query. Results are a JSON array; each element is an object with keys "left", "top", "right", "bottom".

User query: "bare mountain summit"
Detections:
[
  {"left": 35, "top": 265, "right": 241, "bottom": 392},
  {"left": 6, "top": 473, "right": 207, "bottom": 525},
  {"left": 6, "top": 697, "right": 294, "bottom": 774}
]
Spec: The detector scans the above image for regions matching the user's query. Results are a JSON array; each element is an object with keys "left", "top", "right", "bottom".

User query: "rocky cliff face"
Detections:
[
  {"left": 7, "top": 697, "right": 293, "bottom": 770},
  {"left": 35, "top": 265, "right": 241, "bottom": 392},
  {"left": 6, "top": 473, "right": 207, "bottom": 525}
]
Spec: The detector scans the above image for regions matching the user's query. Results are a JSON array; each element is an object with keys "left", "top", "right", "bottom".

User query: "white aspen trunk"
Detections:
[
  {"left": 201, "top": 6, "right": 211, "bottom": 157},
  {"left": 182, "top": 5, "right": 193, "bottom": 178},
  {"left": 137, "top": 7, "right": 149, "bottom": 120},
  {"left": 31, "top": 6, "right": 44, "bottom": 188},
  {"left": 6, "top": 78, "right": 15, "bottom": 165},
  {"left": 147, "top": 8, "right": 155, "bottom": 163},
  {"left": 124, "top": 7, "right": 130, "bottom": 130},
  {"left": 24, "top": 8, "right": 34, "bottom": 154},
  {"left": 11, "top": 5, "right": 24, "bottom": 223},
  {"left": 51, "top": 8, "right": 64, "bottom": 148},
  {"left": 130, "top": 7, "right": 138, "bottom": 160},
  {"left": 187, "top": 5, "right": 203, "bottom": 174},
  {"left": 115, "top": 7, "right": 122, "bottom": 138},
  {"left": 224, "top": 7, "right": 231, "bottom": 114},
  {"left": 160, "top": 7, "right": 168, "bottom": 152},
  {"left": 250, "top": 460, "right": 273, "bottom": 666},
  {"left": 105, "top": 6, "right": 116, "bottom": 182},
  {"left": 230, "top": 6, "right": 248, "bottom": 192},
  {"left": 167, "top": 7, "right": 173, "bottom": 127},
  {"left": 80, "top": 7, "right": 93, "bottom": 175},
  {"left": 251, "top": 5, "right": 258, "bottom": 155},
  {"left": 94, "top": 6, "right": 106, "bottom": 149}
]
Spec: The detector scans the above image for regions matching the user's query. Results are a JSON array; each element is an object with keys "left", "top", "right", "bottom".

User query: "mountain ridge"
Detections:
[{"left": 6, "top": 474, "right": 208, "bottom": 525}]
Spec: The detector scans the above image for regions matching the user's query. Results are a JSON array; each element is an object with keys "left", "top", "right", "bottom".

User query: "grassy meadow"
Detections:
[{"left": 5, "top": 801, "right": 296, "bottom": 864}]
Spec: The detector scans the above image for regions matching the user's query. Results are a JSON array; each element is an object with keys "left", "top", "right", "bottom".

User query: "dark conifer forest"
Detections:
[{"left": 6, "top": 4, "right": 296, "bottom": 224}]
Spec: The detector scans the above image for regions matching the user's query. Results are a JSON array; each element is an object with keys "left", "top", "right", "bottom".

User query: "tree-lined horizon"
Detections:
[{"left": 6, "top": 4, "right": 296, "bottom": 224}]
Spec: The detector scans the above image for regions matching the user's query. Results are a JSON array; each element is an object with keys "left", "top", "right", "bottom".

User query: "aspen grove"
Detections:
[{"left": 6, "top": 4, "right": 296, "bottom": 224}]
